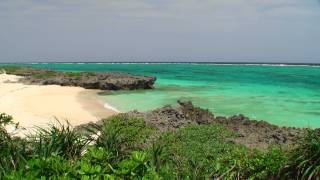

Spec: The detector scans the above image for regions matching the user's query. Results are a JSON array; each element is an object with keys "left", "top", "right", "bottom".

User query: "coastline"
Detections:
[
  {"left": 0, "top": 74, "right": 118, "bottom": 135},
  {"left": 78, "top": 89, "right": 120, "bottom": 119}
]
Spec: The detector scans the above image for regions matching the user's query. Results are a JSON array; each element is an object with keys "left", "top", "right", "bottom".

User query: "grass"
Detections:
[
  {"left": 0, "top": 65, "right": 59, "bottom": 78},
  {"left": 33, "top": 71, "right": 58, "bottom": 78},
  {"left": 0, "top": 66, "right": 23, "bottom": 74},
  {"left": 280, "top": 130, "right": 320, "bottom": 179},
  {"left": 0, "top": 65, "right": 96, "bottom": 80},
  {"left": 85, "top": 115, "right": 155, "bottom": 162},
  {"left": 0, "top": 113, "right": 319, "bottom": 179},
  {"left": 155, "top": 124, "right": 288, "bottom": 179},
  {"left": 27, "top": 121, "right": 90, "bottom": 160},
  {"left": 0, "top": 114, "right": 28, "bottom": 178},
  {"left": 65, "top": 72, "right": 95, "bottom": 78}
]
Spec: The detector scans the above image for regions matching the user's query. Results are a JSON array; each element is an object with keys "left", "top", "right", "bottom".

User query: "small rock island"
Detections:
[{"left": 2, "top": 66, "right": 156, "bottom": 90}]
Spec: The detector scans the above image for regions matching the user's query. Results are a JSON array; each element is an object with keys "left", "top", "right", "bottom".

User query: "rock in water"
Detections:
[{"left": 5, "top": 67, "right": 156, "bottom": 90}]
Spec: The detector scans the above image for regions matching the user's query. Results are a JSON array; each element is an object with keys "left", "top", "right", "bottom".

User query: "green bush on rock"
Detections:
[
  {"left": 86, "top": 115, "right": 154, "bottom": 162},
  {"left": 154, "top": 124, "right": 288, "bottom": 179},
  {"left": 0, "top": 113, "right": 319, "bottom": 179}
]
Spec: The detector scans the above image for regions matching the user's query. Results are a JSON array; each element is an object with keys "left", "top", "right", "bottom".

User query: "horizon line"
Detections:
[{"left": 1, "top": 61, "right": 320, "bottom": 66}]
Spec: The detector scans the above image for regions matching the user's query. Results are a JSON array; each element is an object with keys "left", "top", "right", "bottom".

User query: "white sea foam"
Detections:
[
  {"left": 94, "top": 62, "right": 319, "bottom": 67},
  {"left": 202, "top": 63, "right": 320, "bottom": 67},
  {"left": 104, "top": 102, "right": 121, "bottom": 113},
  {"left": 23, "top": 62, "right": 320, "bottom": 67}
]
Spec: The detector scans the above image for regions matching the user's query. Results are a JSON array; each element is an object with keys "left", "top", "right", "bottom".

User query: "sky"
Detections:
[{"left": 0, "top": 0, "right": 320, "bottom": 63}]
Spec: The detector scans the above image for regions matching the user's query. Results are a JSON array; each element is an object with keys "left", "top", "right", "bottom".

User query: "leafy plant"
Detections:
[
  {"left": 215, "top": 146, "right": 288, "bottom": 179},
  {"left": 75, "top": 147, "right": 114, "bottom": 178},
  {"left": 280, "top": 130, "right": 320, "bottom": 179},
  {"left": 109, "top": 151, "right": 161, "bottom": 179},
  {"left": 28, "top": 121, "right": 90, "bottom": 160},
  {"left": 0, "top": 113, "right": 27, "bottom": 178},
  {"left": 5, "top": 156, "right": 74, "bottom": 179},
  {"left": 0, "top": 112, "right": 317, "bottom": 179},
  {"left": 156, "top": 124, "right": 236, "bottom": 178},
  {"left": 155, "top": 124, "right": 287, "bottom": 179},
  {"left": 86, "top": 115, "right": 154, "bottom": 161},
  {"left": 0, "top": 113, "right": 15, "bottom": 125}
]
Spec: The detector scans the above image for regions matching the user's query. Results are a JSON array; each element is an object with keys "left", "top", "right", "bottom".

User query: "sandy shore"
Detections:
[{"left": 0, "top": 74, "right": 117, "bottom": 135}]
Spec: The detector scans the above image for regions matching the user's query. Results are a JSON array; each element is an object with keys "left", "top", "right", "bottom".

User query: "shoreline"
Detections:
[
  {"left": 0, "top": 74, "right": 118, "bottom": 135},
  {"left": 78, "top": 89, "right": 120, "bottom": 119}
]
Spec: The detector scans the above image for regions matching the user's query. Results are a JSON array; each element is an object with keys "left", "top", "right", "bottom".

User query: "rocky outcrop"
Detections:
[
  {"left": 76, "top": 100, "right": 309, "bottom": 149},
  {"left": 5, "top": 67, "right": 156, "bottom": 90},
  {"left": 127, "top": 101, "right": 214, "bottom": 131},
  {"left": 214, "top": 114, "right": 306, "bottom": 149},
  {"left": 127, "top": 101, "right": 306, "bottom": 149},
  {"left": 177, "top": 100, "right": 214, "bottom": 124}
]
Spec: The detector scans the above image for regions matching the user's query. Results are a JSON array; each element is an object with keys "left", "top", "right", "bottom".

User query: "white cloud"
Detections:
[{"left": 0, "top": 0, "right": 319, "bottom": 62}]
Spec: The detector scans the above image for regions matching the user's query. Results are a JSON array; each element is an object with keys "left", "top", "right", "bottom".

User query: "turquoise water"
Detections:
[{"left": 24, "top": 63, "right": 320, "bottom": 128}]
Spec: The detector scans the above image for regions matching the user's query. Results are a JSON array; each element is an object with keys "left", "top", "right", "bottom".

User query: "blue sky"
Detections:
[{"left": 0, "top": 0, "right": 320, "bottom": 63}]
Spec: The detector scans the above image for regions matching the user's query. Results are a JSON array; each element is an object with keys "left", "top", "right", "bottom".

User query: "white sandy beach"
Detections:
[{"left": 0, "top": 73, "right": 117, "bottom": 134}]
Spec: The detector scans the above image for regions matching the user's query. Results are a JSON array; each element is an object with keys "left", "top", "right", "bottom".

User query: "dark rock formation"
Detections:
[
  {"left": 214, "top": 114, "right": 306, "bottom": 149},
  {"left": 127, "top": 101, "right": 213, "bottom": 131},
  {"left": 5, "top": 67, "right": 156, "bottom": 90},
  {"left": 177, "top": 100, "right": 214, "bottom": 124},
  {"left": 126, "top": 101, "right": 306, "bottom": 149}
]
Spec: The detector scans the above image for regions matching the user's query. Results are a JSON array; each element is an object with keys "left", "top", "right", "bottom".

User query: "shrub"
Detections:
[
  {"left": 76, "top": 147, "right": 114, "bottom": 178},
  {"left": 147, "top": 142, "right": 177, "bottom": 179},
  {"left": 156, "top": 124, "right": 287, "bottom": 179},
  {"left": 5, "top": 156, "right": 74, "bottom": 180},
  {"left": 65, "top": 72, "right": 95, "bottom": 79},
  {"left": 215, "top": 146, "right": 288, "bottom": 179},
  {"left": 0, "top": 66, "right": 22, "bottom": 74},
  {"left": 0, "top": 113, "right": 28, "bottom": 178},
  {"left": 280, "top": 130, "right": 320, "bottom": 179},
  {"left": 27, "top": 121, "right": 90, "bottom": 160},
  {"left": 1, "top": 112, "right": 318, "bottom": 179},
  {"left": 86, "top": 115, "right": 154, "bottom": 161},
  {"left": 156, "top": 124, "right": 236, "bottom": 179}
]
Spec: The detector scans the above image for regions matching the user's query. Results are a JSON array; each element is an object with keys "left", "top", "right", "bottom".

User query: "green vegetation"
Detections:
[
  {"left": 280, "top": 130, "right": 320, "bottom": 179},
  {"left": 0, "top": 66, "right": 59, "bottom": 78},
  {"left": 28, "top": 121, "right": 89, "bottom": 160},
  {"left": 0, "top": 113, "right": 319, "bottom": 179},
  {"left": 156, "top": 124, "right": 288, "bottom": 179},
  {"left": 0, "top": 65, "right": 94, "bottom": 79},
  {"left": 0, "top": 66, "right": 22, "bottom": 74},
  {"left": 86, "top": 115, "right": 155, "bottom": 162},
  {"left": 0, "top": 113, "right": 28, "bottom": 178},
  {"left": 65, "top": 72, "right": 95, "bottom": 79},
  {"left": 33, "top": 71, "right": 58, "bottom": 79}
]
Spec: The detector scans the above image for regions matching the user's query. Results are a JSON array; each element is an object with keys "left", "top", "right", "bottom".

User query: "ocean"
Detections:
[{"left": 18, "top": 63, "right": 320, "bottom": 128}]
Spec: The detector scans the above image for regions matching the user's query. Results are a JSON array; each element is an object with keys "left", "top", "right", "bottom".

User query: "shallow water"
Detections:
[{"left": 24, "top": 63, "right": 320, "bottom": 128}]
